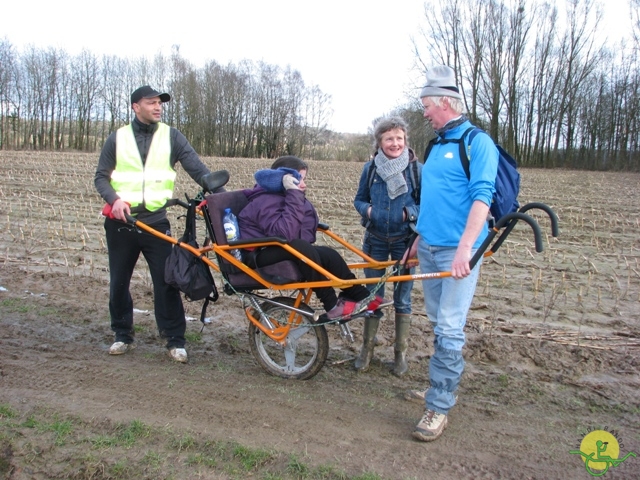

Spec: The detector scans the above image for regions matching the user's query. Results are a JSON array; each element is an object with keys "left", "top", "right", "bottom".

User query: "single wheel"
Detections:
[{"left": 248, "top": 296, "right": 329, "bottom": 380}]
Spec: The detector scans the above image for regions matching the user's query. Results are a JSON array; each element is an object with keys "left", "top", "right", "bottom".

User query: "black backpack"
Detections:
[
  {"left": 423, "top": 127, "right": 520, "bottom": 221},
  {"left": 165, "top": 198, "right": 218, "bottom": 323}
]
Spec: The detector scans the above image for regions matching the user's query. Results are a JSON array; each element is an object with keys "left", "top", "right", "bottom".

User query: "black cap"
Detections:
[{"left": 130, "top": 85, "right": 171, "bottom": 105}]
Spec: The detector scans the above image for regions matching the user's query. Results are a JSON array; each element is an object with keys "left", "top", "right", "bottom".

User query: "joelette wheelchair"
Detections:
[{"left": 125, "top": 170, "right": 558, "bottom": 380}]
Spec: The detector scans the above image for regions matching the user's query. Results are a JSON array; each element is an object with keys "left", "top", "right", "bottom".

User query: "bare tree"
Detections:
[
  {"left": 298, "top": 84, "right": 332, "bottom": 159},
  {"left": 70, "top": 50, "right": 100, "bottom": 150},
  {"left": 518, "top": 2, "right": 556, "bottom": 166},
  {"left": 632, "top": 0, "right": 640, "bottom": 48},
  {"left": 255, "top": 63, "right": 291, "bottom": 158},
  {"left": 551, "top": 0, "right": 604, "bottom": 167},
  {"left": 503, "top": 0, "right": 534, "bottom": 154},
  {"left": 411, "top": 0, "right": 632, "bottom": 170},
  {"left": 0, "top": 38, "right": 17, "bottom": 149},
  {"left": 101, "top": 55, "right": 128, "bottom": 137}
]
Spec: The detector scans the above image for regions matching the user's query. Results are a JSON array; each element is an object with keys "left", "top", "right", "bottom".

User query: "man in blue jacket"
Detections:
[{"left": 406, "top": 66, "right": 498, "bottom": 441}]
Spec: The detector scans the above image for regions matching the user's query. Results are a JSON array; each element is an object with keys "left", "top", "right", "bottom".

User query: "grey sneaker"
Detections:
[
  {"left": 168, "top": 347, "right": 188, "bottom": 363},
  {"left": 404, "top": 389, "right": 426, "bottom": 404},
  {"left": 412, "top": 409, "right": 448, "bottom": 442},
  {"left": 109, "top": 341, "right": 135, "bottom": 355}
]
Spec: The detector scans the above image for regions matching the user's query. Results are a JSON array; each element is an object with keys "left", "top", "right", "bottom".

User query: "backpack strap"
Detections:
[
  {"left": 181, "top": 197, "right": 198, "bottom": 242},
  {"left": 423, "top": 138, "right": 437, "bottom": 163},
  {"left": 424, "top": 126, "right": 476, "bottom": 161},
  {"left": 458, "top": 127, "right": 482, "bottom": 180},
  {"left": 409, "top": 159, "right": 420, "bottom": 205},
  {"left": 365, "top": 161, "right": 377, "bottom": 203}
]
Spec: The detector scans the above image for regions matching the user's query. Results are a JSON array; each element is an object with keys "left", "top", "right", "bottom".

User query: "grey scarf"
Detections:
[{"left": 374, "top": 148, "right": 410, "bottom": 200}]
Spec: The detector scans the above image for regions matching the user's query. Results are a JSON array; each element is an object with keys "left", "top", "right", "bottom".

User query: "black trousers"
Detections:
[
  {"left": 250, "top": 238, "right": 370, "bottom": 310},
  {"left": 104, "top": 218, "right": 185, "bottom": 349}
]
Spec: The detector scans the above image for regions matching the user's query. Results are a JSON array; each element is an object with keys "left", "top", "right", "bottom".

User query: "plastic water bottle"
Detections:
[{"left": 223, "top": 208, "right": 243, "bottom": 261}]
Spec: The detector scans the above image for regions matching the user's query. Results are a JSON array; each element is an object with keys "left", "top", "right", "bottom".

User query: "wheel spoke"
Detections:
[
  {"left": 287, "top": 324, "right": 311, "bottom": 341},
  {"left": 283, "top": 338, "right": 297, "bottom": 370}
]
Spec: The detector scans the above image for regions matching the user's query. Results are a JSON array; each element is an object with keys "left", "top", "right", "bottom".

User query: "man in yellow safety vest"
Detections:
[{"left": 95, "top": 85, "right": 220, "bottom": 363}]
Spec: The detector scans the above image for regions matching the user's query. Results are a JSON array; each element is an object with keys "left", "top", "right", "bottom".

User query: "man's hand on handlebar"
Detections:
[{"left": 110, "top": 199, "right": 131, "bottom": 222}]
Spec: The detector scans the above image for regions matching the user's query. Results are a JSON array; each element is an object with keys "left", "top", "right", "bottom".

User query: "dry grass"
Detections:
[{"left": 1, "top": 151, "right": 639, "bottom": 341}]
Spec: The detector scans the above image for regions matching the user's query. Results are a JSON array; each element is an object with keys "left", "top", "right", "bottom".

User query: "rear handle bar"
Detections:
[
  {"left": 469, "top": 211, "right": 543, "bottom": 270},
  {"left": 485, "top": 202, "right": 559, "bottom": 260}
]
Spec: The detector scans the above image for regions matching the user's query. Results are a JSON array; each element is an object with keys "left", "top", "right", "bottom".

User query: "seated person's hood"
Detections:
[{"left": 253, "top": 167, "right": 302, "bottom": 193}]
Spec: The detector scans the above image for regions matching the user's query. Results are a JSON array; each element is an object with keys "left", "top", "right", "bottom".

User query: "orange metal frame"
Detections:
[{"left": 127, "top": 209, "right": 493, "bottom": 344}]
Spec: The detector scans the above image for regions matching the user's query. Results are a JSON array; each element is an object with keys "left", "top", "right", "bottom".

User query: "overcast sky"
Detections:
[{"left": 1, "top": 0, "right": 629, "bottom": 134}]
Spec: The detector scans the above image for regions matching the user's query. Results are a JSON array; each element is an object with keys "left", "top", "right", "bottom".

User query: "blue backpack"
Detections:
[{"left": 423, "top": 127, "right": 520, "bottom": 221}]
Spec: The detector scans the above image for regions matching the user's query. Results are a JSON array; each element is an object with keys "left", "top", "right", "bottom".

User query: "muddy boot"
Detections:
[
  {"left": 354, "top": 317, "right": 380, "bottom": 372},
  {"left": 371, "top": 309, "right": 384, "bottom": 346},
  {"left": 392, "top": 313, "right": 411, "bottom": 377}
]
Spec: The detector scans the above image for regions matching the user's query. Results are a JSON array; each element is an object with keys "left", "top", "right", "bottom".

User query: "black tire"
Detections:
[{"left": 248, "top": 296, "right": 329, "bottom": 380}]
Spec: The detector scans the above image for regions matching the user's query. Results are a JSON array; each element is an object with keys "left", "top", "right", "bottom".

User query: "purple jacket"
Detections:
[{"left": 238, "top": 186, "right": 319, "bottom": 243}]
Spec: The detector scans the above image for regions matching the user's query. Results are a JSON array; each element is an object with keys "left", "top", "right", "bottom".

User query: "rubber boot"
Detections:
[
  {"left": 354, "top": 317, "right": 380, "bottom": 372},
  {"left": 371, "top": 309, "right": 384, "bottom": 346},
  {"left": 392, "top": 313, "right": 411, "bottom": 377}
]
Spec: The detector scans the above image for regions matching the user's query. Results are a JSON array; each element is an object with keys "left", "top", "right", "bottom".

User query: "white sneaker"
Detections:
[
  {"left": 412, "top": 409, "right": 448, "bottom": 442},
  {"left": 109, "top": 341, "right": 135, "bottom": 355},
  {"left": 168, "top": 347, "right": 188, "bottom": 363}
]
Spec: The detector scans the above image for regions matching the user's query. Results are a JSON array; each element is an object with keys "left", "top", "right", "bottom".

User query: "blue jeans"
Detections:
[
  {"left": 417, "top": 238, "right": 482, "bottom": 414},
  {"left": 363, "top": 232, "right": 413, "bottom": 314}
]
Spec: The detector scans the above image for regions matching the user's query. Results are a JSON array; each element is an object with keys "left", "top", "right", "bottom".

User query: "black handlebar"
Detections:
[
  {"left": 469, "top": 211, "right": 544, "bottom": 270},
  {"left": 518, "top": 202, "right": 559, "bottom": 238},
  {"left": 200, "top": 170, "right": 230, "bottom": 194},
  {"left": 487, "top": 202, "right": 559, "bottom": 257}
]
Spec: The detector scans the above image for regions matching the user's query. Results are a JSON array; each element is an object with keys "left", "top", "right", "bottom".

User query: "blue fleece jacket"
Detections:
[{"left": 417, "top": 121, "right": 498, "bottom": 248}]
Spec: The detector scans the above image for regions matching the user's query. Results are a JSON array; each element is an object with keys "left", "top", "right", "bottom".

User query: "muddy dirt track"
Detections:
[{"left": 1, "top": 152, "right": 639, "bottom": 479}]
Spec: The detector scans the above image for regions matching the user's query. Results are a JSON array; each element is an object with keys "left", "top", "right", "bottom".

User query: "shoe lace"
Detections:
[{"left": 422, "top": 410, "right": 438, "bottom": 426}]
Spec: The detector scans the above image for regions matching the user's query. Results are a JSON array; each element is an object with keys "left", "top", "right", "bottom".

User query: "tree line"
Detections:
[
  {"left": 2, "top": 0, "right": 640, "bottom": 171},
  {"left": 0, "top": 41, "right": 372, "bottom": 161},
  {"left": 406, "top": 0, "right": 640, "bottom": 171}
]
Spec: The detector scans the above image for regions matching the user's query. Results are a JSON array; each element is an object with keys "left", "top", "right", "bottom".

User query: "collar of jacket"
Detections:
[
  {"left": 133, "top": 116, "right": 159, "bottom": 135},
  {"left": 435, "top": 115, "right": 468, "bottom": 138},
  {"left": 439, "top": 120, "right": 473, "bottom": 140}
]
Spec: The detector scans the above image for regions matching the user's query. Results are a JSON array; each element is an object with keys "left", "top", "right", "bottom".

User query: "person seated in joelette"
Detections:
[{"left": 238, "top": 155, "right": 392, "bottom": 320}]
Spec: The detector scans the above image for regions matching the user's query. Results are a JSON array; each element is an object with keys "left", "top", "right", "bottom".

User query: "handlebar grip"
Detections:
[
  {"left": 518, "top": 202, "right": 559, "bottom": 237},
  {"left": 469, "top": 211, "right": 544, "bottom": 270}
]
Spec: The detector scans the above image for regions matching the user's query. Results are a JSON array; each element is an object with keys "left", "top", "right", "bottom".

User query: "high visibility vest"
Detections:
[{"left": 111, "top": 123, "right": 175, "bottom": 211}]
